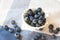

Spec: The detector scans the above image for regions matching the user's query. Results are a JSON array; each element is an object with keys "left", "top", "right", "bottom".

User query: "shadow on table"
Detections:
[{"left": 0, "top": 28, "right": 60, "bottom": 40}]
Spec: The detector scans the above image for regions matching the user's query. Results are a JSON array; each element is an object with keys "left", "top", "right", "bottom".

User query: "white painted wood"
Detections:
[{"left": 0, "top": 0, "right": 14, "bottom": 25}]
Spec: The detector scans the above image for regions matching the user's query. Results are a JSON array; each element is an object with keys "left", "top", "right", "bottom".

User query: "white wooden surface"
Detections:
[{"left": 0, "top": 0, "right": 14, "bottom": 25}]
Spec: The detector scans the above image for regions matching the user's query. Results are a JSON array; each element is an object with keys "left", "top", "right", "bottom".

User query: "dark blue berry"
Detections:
[
  {"left": 24, "top": 13, "right": 29, "bottom": 18},
  {"left": 56, "top": 27, "right": 60, "bottom": 31},
  {"left": 16, "top": 27, "right": 21, "bottom": 33},
  {"left": 53, "top": 30, "right": 58, "bottom": 34},
  {"left": 34, "top": 10, "right": 38, "bottom": 14},
  {"left": 38, "top": 20, "right": 42, "bottom": 24},
  {"left": 41, "top": 12, "right": 45, "bottom": 17},
  {"left": 34, "top": 14, "right": 39, "bottom": 19},
  {"left": 14, "top": 24, "right": 18, "bottom": 28},
  {"left": 4, "top": 25, "right": 9, "bottom": 30},
  {"left": 49, "top": 29, "right": 53, "bottom": 33},
  {"left": 29, "top": 16, "right": 34, "bottom": 21},
  {"left": 37, "top": 12, "right": 42, "bottom": 15},
  {"left": 39, "top": 16, "right": 43, "bottom": 20},
  {"left": 37, "top": 8, "right": 42, "bottom": 12},
  {"left": 32, "top": 19, "right": 38, "bottom": 24},
  {"left": 15, "top": 33, "right": 21, "bottom": 39},
  {"left": 24, "top": 16, "right": 30, "bottom": 22},
  {"left": 42, "top": 18, "right": 46, "bottom": 25},
  {"left": 27, "top": 9, "right": 33, "bottom": 16},
  {"left": 11, "top": 20, "right": 16, "bottom": 25},
  {"left": 39, "top": 28, "right": 43, "bottom": 31},
  {"left": 9, "top": 28, "right": 14, "bottom": 33},
  {"left": 30, "top": 22, "right": 36, "bottom": 27},
  {"left": 48, "top": 24, "right": 54, "bottom": 29},
  {"left": 36, "top": 23, "right": 40, "bottom": 27}
]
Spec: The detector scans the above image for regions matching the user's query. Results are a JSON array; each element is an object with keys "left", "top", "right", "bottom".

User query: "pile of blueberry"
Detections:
[
  {"left": 24, "top": 8, "right": 46, "bottom": 27},
  {"left": 34, "top": 34, "right": 46, "bottom": 40},
  {"left": 2, "top": 20, "right": 22, "bottom": 40},
  {"left": 48, "top": 24, "right": 60, "bottom": 34}
]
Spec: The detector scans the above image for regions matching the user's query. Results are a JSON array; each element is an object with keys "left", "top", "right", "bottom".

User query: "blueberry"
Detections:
[
  {"left": 28, "top": 21, "right": 32, "bottom": 24},
  {"left": 41, "top": 12, "right": 45, "bottom": 17},
  {"left": 53, "top": 30, "right": 58, "bottom": 34},
  {"left": 27, "top": 9, "right": 33, "bottom": 16},
  {"left": 29, "top": 16, "right": 34, "bottom": 21},
  {"left": 24, "top": 14, "right": 30, "bottom": 23},
  {"left": 14, "top": 24, "right": 18, "bottom": 28},
  {"left": 16, "top": 27, "right": 21, "bottom": 33},
  {"left": 24, "top": 16, "right": 30, "bottom": 22},
  {"left": 9, "top": 28, "right": 14, "bottom": 33},
  {"left": 39, "top": 28, "right": 43, "bottom": 31},
  {"left": 56, "top": 27, "right": 60, "bottom": 31},
  {"left": 32, "top": 19, "right": 38, "bottom": 24},
  {"left": 34, "top": 14, "right": 39, "bottom": 19},
  {"left": 38, "top": 20, "right": 42, "bottom": 24},
  {"left": 11, "top": 20, "right": 16, "bottom": 25},
  {"left": 36, "top": 23, "right": 40, "bottom": 27},
  {"left": 24, "top": 13, "right": 29, "bottom": 18},
  {"left": 15, "top": 33, "right": 21, "bottom": 39},
  {"left": 40, "top": 35, "right": 46, "bottom": 40},
  {"left": 30, "top": 22, "right": 36, "bottom": 27},
  {"left": 37, "top": 12, "right": 42, "bottom": 15},
  {"left": 42, "top": 18, "right": 46, "bottom": 25},
  {"left": 4, "top": 25, "right": 9, "bottom": 30},
  {"left": 37, "top": 8, "right": 42, "bottom": 12},
  {"left": 48, "top": 24, "right": 54, "bottom": 29},
  {"left": 49, "top": 29, "right": 53, "bottom": 33},
  {"left": 40, "top": 17, "right": 45, "bottom": 20},
  {"left": 43, "top": 18, "right": 46, "bottom": 21},
  {"left": 39, "top": 16, "right": 43, "bottom": 20},
  {"left": 34, "top": 10, "right": 38, "bottom": 14}
]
